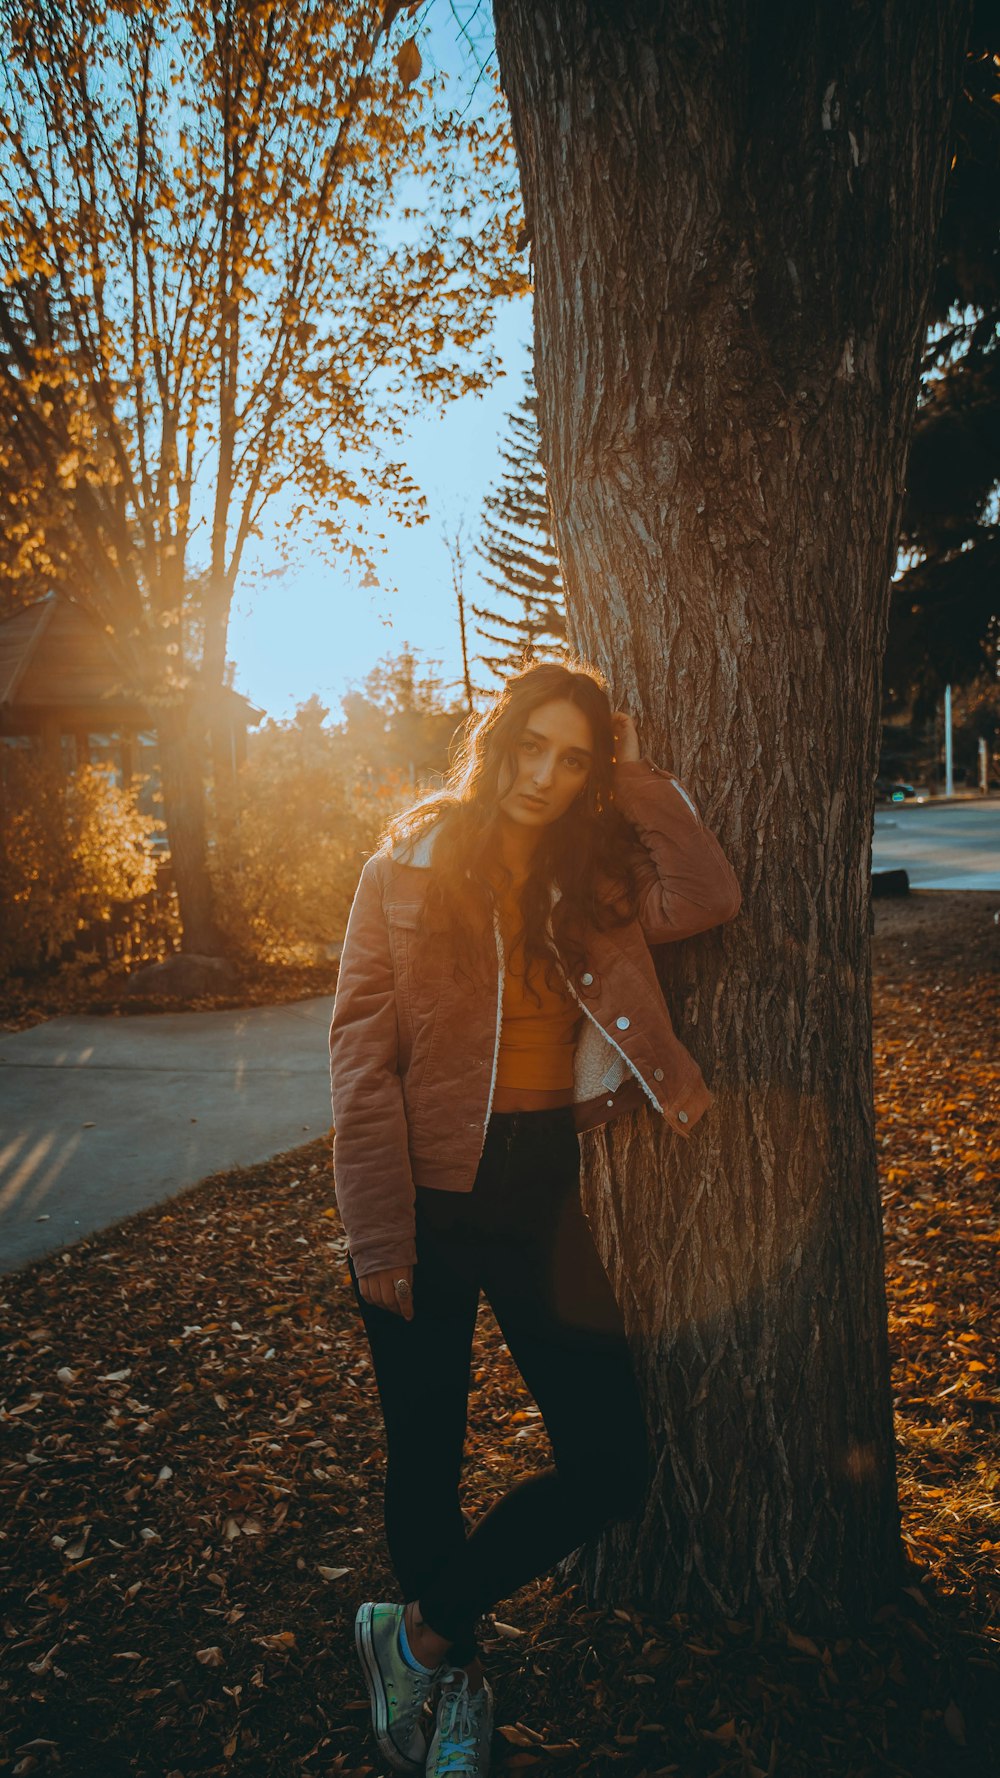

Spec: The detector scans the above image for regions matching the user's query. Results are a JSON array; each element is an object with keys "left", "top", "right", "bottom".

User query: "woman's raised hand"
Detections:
[
  {"left": 611, "top": 709, "right": 641, "bottom": 764},
  {"left": 358, "top": 1264, "right": 415, "bottom": 1321}
]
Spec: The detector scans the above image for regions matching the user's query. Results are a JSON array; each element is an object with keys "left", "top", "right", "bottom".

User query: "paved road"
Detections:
[
  {"left": 872, "top": 799, "right": 1000, "bottom": 890},
  {"left": 0, "top": 997, "right": 333, "bottom": 1275}
]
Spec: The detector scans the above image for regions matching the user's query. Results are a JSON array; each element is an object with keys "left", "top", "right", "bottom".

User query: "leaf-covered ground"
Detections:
[{"left": 1, "top": 890, "right": 997, "bottom": 1778}]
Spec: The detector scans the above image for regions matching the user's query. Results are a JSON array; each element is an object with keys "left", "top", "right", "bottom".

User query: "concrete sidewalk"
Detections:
[{"left": 0, "top": 997, "right": 334, "bottom": 1275}]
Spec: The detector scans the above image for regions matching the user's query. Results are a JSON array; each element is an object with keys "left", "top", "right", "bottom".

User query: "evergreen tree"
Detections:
[
  {"left": 472, "top": 361, "right": 567, "bottom": 682},
  {"left": 887, "top": 14, "right": 1000, "bottom": 722}
]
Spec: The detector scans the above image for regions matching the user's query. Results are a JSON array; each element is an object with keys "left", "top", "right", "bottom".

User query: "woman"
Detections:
[{"left": 328, "top": 660, "right": 741, "bottom": 1777}]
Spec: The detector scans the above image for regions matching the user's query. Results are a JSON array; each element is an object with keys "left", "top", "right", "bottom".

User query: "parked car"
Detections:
[{"left": 874, "top": 776, "right": 917, "bottom": 803}]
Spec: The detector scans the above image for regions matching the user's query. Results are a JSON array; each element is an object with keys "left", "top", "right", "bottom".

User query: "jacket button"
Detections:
[
  {"left": 677, "top": 1109, "right": 689, "bottom": 1123},
  {"left": 581, "top": 972, "right": 594, "bottom": 986},
  {"left": 606, "top": 1097, "right": 614, "bottom": 1107},
  {"left": 615, "top": 1016, "right": 630, "bottom": 1030},
  {"left": 653, "top": 1068, "right": 664, "bottom": 1081}
]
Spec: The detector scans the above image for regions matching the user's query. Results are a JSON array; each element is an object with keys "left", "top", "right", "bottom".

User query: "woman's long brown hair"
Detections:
[{"left": 376, "top": 659, "right": 644, "bottom": 1001}]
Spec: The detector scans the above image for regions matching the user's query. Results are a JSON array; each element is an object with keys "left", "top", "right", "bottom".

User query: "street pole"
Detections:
[
  {"left": 944, "top": 684, "right": 953, "bottom": 797},
  {"left": 444, "top": 524, "right": 475, "bottom": 717}
]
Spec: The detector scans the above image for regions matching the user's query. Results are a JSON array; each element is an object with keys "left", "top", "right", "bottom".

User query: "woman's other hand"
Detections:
[
  {"left": 358, "top": 1264, "right": 415, "bottom": 1320},
  {"left": 611, "top": 709, "right": 641, "bottom": 765}
]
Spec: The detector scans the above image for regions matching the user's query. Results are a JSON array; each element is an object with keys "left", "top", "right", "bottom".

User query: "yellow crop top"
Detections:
[{"left": 492, "top": 876, "right": 583, "bottom": 1093}]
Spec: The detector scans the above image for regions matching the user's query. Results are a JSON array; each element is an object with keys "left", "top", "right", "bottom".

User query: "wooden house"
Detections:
[{"left": 0, "top": 593, "right": 263, "bottom": 801}]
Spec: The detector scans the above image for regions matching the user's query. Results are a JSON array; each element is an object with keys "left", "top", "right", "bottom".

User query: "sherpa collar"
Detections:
[{"left": 388, "top": 818, "right": 444, "bottom": 870}]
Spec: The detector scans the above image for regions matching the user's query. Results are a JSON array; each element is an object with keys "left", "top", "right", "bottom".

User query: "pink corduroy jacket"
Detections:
[{"left": 328, "top": 757, "right": 742, "bottom": 1278}]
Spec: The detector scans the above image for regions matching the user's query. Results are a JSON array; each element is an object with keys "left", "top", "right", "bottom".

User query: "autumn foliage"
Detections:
[
  {"left": 0, "top": 0, "right": 527, "bottom": 948},
  {"left": 208, "top": 706, "right": 411, "bottom": 962},
  {"left": 0, "top": 755, "right": 160, "bottom": 977},
  {"left": 208, "top": 661, "right": 467, "bottom": 960}
]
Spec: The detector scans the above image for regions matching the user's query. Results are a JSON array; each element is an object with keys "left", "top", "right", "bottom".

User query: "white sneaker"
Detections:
[
  {"left": 425, "top": 1665, "right": 495, "bottom": 1776},
  {"left": 354, "top": 1600, "right": 444, "bottom": 1772}
]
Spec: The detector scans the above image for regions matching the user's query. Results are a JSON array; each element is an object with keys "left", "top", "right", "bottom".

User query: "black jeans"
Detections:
[{"left": 346, "top": 1105, "right": 652, "bottom": 1666}]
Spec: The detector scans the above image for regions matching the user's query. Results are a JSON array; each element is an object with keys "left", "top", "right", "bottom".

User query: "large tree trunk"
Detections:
[
  {"left": 157, "top": 702, "right": 225, "bottom": 956},
  {"left": 493, "top": 0, "right": 973, "bottom": 1629}
]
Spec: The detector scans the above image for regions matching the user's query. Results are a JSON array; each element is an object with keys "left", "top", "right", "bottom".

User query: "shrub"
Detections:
[
  {"left": 209, "top": 678, "right": 468, "bottom": 964},
  {"left": 210, "top": 743, "right": 411, "bottom": 962},
  {"left": 0, "top": 753, "right": 160, "bottom": 976}
]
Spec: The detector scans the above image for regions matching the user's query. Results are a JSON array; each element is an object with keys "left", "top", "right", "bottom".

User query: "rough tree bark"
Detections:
[{"left": 492, "top": 0, "right": 973, "bottom": 1628}]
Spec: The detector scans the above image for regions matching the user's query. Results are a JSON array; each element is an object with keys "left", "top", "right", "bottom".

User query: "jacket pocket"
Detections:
[{"left": 385, "top": 903, "right": 421, "bottom": 942}]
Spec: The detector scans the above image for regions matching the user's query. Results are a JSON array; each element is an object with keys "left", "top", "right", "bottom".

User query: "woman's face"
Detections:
[{"left": 496, "top": 697, "right": 595, "bottom": 828}]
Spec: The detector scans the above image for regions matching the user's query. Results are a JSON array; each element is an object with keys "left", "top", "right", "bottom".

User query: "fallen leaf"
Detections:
[
  {"left": 498, "top": 1725, "right": 539, "bottom": 1747},
  {"left": 943, "top": 1699, "right": 966, "bottom": 1746},
  {"left": 786, "top": 1630, "right": 822, "bottom": 1658},
  {"left": 255, "top": 1631, "right": 296, "bottom": 1652}
]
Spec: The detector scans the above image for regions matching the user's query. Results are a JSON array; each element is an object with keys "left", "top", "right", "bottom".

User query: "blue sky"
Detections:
[
  {"left": 228, "top": 298, "right": 532, "bottom": 723},
  {"left": 227, "top": 3, "right": 533, "bottom": 725}
]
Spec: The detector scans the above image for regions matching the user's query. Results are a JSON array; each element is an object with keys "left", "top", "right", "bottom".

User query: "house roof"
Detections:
[
  {"left": 0, "top": 598, "right": 57, "bottom": 707},
  {"left": 0, "top": 594, "right": 264, "bottom": 721}
]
